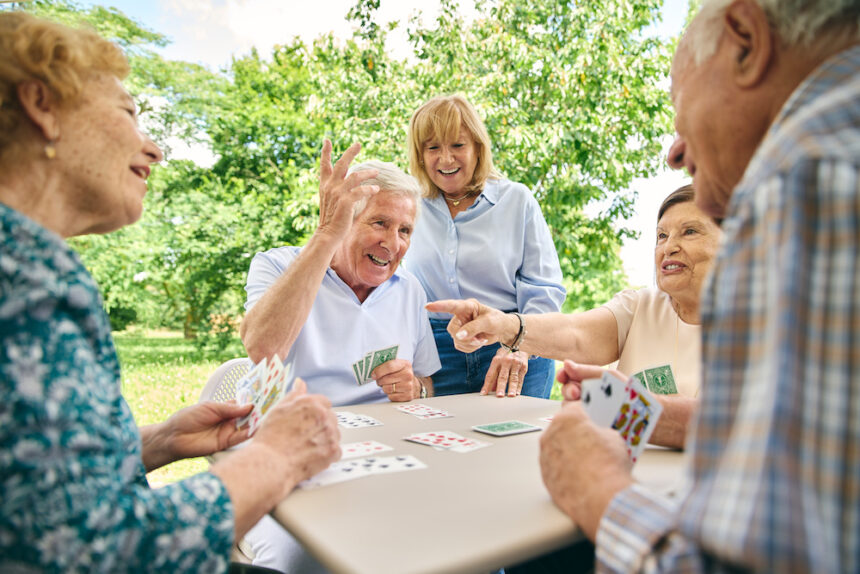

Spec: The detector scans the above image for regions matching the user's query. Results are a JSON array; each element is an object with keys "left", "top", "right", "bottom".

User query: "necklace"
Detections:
[{"left": 444, "top": 190, "right": 475, "bottom": 206}]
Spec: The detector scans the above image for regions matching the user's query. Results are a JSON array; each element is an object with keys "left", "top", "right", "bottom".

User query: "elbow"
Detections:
[{"left": 239, "top": 317, "right": 269, "bottom": 364}]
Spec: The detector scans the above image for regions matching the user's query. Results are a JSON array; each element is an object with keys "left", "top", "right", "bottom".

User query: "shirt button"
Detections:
[
  {"left": 449, "top": 278, "right": 455, "bottom": 283},
  {"left": 448, "top": 249, "right": 454, "bottom": 254}
]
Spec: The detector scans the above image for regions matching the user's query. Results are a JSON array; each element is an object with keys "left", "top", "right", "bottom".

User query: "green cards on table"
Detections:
[{"left": 472, "top": 420, "right": 542, "bottom": 437}]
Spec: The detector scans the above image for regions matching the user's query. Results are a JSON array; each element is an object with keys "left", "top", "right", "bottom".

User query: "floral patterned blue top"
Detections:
[{"left": 0, "top": 203, "right": 234, "bottom": 572}]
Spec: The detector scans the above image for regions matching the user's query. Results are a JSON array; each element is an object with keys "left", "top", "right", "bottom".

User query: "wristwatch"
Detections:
[{"left": 418, "top": 380, "right": 428, "bottom": 399}]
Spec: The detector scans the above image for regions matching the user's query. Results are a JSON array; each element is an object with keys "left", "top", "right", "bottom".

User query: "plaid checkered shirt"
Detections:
[{"left": 596, "top": 44, "right": 860, "bottom": 573}]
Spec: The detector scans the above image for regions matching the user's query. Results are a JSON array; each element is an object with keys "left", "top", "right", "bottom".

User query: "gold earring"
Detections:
[{"left": 44, "top": 142, "right": 57, "bottom": 160}]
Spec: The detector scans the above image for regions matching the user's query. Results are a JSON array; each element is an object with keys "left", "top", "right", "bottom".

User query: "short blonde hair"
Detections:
[
  {"left": 407, "top": 94, "right": 501, "bottom": 199},
  {"left": 0, "top": 12, "right": 129, "bottom": 160}
]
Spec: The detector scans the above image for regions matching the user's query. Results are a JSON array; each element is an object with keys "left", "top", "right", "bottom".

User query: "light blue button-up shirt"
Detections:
[
  {"left": 245, "top": 246, "right": 441, "bottom": 407},
  {"left": 404, "top": 178, "right": 566, "bottom": 318}
]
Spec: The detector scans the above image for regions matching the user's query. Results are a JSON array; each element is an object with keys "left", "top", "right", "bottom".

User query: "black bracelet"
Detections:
[{"left": 499, "top": 312, "right": 526, "bottom": 353}]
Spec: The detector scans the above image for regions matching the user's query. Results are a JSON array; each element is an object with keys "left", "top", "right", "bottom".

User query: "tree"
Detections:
[{"left": 15, "top": 0, "right": 676, "bottom": 347}]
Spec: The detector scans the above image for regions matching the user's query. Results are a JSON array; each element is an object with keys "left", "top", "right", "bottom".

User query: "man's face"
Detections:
[
  {"left": 668, "top": 38, "right": 768, "bottom": 218},
  {"left": 334, "top": 191, "right": 416, "bottom": 301}
]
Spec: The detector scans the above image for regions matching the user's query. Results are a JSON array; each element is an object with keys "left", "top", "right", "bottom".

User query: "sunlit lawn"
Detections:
[{"left": 116, "top": 328, "right": 245, "bottom": 486}]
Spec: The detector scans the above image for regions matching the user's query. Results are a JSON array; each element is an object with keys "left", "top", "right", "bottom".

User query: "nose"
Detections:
[
  {"left": 441, "top": 146, "right": 454, "bottom": 163},
  {"left": 143, "top": 134, "right": 164, "bottom": 163},
  {"left": 664, "top": 232, "right": 681, "bottom": 255},
  {"left": 667, "top": 136, "right": 686, "bottom": 170}
]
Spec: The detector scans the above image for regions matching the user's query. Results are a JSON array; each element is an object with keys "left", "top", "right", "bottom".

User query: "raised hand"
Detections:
[{"left": 317, "top": 139, "right": 379, "bottom": 240}]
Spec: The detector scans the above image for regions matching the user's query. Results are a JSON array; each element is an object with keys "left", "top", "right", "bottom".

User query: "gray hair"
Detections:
[
  {"left": 687, "top": 0, "right": 860, "bottom": 64},
  {"left": 347, "top": 160, "right": 422, "bottom": 220}
]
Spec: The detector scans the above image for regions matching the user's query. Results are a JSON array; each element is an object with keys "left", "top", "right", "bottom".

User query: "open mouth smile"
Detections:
[{"left": 368, "top": 254, "right": 390, "bottom": 266}]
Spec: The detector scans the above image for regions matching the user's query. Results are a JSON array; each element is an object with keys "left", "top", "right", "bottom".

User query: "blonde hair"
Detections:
[
  {"left": 0, "top": 11, "right": 129, "bottom": 160},
  {"left": 407, "top": 94, "right": 501, "bottom": 199}
]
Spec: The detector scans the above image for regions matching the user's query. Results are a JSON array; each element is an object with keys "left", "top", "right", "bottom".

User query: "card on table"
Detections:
[
  {"left": 631, "top": 364, "right": 679, "bottom": 395},
  {"left": 472, "top": 420, "right": 542, "bottom": 437},
  {"left": 395, "top": 403, "right": 453, "bottom": 420},
  {"left": 405, "top": 430, "right": 490, "bottom": 453},
  {"left": 341, "top": 440, "right": 394, "bottom": 459},
  {"left": 336, "top": 411, "right": 383, "bottom": 429},
  {"left": 298, "top": 454, "right": 426, "bottom": 489}
]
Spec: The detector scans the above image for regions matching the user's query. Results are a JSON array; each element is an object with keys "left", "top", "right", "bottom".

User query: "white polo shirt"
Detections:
[{"left": 244, "top": 245, "right": 441, "bottom": 406}]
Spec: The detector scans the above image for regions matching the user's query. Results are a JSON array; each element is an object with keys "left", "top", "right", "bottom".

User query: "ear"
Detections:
[
  {"left": 722, "top": 0, "right": 774, "bottom": 88},
  {"left": 16, "top": 80, "right": 61, "bottom": 142}
]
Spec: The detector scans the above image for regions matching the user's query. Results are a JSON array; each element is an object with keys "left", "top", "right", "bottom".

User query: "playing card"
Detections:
[
  {"left": 336, "top": 411, "right": 383, "bottom": 428},
  {"left": 612, "top": 375, "right": 664, "bottom": 463},
  {"left": 357, "top": 454, "right": 427, "bottom": 475},
  {"left": 395, "top": 403, "right": 453, "bottom": 420},
  {"left": 405, "top": 430, "right": 465, "bottom": 449},
  {"left": 581, "top": 372, "right": 627, "bottom": 427},
  {"left": 235, "top": 358, "right": 268, "bottom": 429},
  {"left": 472, "top": 420, "right": 542, "bottom": 437},
  {"left": 368, "top": 345, "right": 399, "bottom": 378},
  {"left": 341, "top": 440, "right": 394, "bottom": 459},
  {"left": 246, "top": 354, "right": 292, "bottom": 434},
  {"left": 632, "top": 364, "right": 679, "bottom": 395},
  {"left": 298, "top": 459, "right": 371, "bottom": 489}
]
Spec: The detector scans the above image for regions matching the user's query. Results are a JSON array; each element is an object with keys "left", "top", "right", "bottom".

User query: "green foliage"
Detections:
[{"left": 28, "top": 0, "right": 676, "bottom": 343}]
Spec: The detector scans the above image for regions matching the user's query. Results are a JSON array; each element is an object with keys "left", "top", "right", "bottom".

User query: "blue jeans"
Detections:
[{"left": 430, "top": 318, "right": 555, "bottom": 398}]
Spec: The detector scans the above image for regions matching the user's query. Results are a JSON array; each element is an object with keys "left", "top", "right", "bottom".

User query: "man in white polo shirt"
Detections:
[{"left": 239, "top": 140, "right": 440, "bottom": 573}]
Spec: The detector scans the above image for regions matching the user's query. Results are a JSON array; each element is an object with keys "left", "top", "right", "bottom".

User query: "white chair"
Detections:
[
  {"left": 200, "top": 358, "right": 253, "bottom": 404},
  {"left": 200, "top": 357, "right": 258, "bottom": 564}
]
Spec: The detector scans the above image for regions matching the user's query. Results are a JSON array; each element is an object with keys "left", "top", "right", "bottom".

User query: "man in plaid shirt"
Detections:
[{"left": 538, "top": 0, "right": 860, "bottom": 572}]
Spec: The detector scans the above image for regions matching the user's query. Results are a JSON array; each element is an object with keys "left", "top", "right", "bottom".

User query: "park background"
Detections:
[{"left": 5, "top": 0, "right": 692, "bottom": 484}]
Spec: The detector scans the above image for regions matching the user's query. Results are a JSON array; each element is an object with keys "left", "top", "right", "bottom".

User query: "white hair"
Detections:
[
  {"left": 347, "top": 160, "right": 422, "bottom": 220},
  {"left": 687, "top": 0, "right": 860, "bottom": 64}
]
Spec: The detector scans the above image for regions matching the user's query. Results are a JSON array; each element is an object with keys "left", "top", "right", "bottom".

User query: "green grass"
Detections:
[{"left": 115, "top": 328, "right": 245, "bottom": 486}]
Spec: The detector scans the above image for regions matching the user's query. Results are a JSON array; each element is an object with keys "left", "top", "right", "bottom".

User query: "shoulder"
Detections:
[{"left": 250, "top": 245, "right": 301, "bottom": 270}]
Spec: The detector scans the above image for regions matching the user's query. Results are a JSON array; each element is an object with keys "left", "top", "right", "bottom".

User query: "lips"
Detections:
[
  {"left": 439, "top": 168, "right": 459, "bottom": 175},
  {"left": 368, "top": 253, "right": 390, "bottom": 266},
  {"left": 661, "top": 260, "right": 686, "bottom": 272},
  {"left": 130, "top": 166, "right": 150, "bottom": 179}
]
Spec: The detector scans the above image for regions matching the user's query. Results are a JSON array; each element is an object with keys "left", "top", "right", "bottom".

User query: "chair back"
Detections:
[{"left": 200, "top": 358, "right": 253, "bottom": 403}]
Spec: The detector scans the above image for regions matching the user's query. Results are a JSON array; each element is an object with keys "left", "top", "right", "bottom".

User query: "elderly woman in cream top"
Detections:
[{"left": 428, "top": 185, "right": 720, "bottom": 448}]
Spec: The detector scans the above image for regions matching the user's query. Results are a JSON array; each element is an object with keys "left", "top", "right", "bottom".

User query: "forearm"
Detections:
[
  {"left": 140, "top": 421, "right": 174, "bottom": 472},
  {"left": 210, "top": 442, "right": 304, "bottom": 540},
  {"left": 515, "top": 310, "right": 619, "bottom": 366},
  {"left": 649, "top": 396, "right": 697, "bottom": 449},
  {"left": 241, "top": 232, "right": 341, "bottom": 362}
]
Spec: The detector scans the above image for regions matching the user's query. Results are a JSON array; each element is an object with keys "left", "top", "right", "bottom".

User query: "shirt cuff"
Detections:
[{"left": 595, "top": 483, "right": 679, "bottom": 573}]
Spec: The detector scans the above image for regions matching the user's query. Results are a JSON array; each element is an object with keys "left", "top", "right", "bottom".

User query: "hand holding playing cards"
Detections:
[
  {"left": 373, "top": 358, "right": 419, "bottom": 402},
  {"left": 142, "top": 402, "right": 253, "bottom": 471},
  {"left": 252, "top": 378, "right": 341, "bottom": 490},
  {"left": 317, "top": 139, "right": 379, "bottom": 241},
  {"left": 481, "top": 348, "right": 529, "bottom": 397},
  {"left": 540, "top": 402, "right": 633, "bottom": 541},
  {"left": 425, "top": 298, "right": 514, "bottom": 353},
  {"left": 556, "top": 360, "right": 625, "bottom": 402}
]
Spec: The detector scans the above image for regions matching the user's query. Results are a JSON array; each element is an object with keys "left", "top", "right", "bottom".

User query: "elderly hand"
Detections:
[
  {"left": 316, "top": 139, "right": 380, "bottom": 240},
  {"left": 373, "top": 359, "right": 420, "bottom": 402},
  {"left": 425, "top": 298, "right": 517, "bottom": 353},
  {"left": 481, "top": 348, "right": 529, "bottom": 397},
  {"left": 253, "top": 378, "right": 341, "bottom": 495},
  {"left": 540, "top": 401, "right": 634, "bottom": 541},
  {"left": 142, "top": 401, "right": 254, "bottom": 471},
  {"left": 556, "top": 359, "right": 631, "bottom": 403}
]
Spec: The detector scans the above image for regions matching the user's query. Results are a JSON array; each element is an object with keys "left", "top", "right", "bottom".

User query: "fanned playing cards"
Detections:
[
  {"left": 235, "top": 354, "right": 293, "bottom": 434},
  {"left": 581, "top": 371, "right": 664, "bottom": 462},
  {"left": 351, "top": 345, "right": 399, "bottom": 385}
]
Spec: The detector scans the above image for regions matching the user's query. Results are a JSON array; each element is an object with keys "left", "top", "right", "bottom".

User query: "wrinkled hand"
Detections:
[
  {"left": 481, "top": 348, "right": 529, "bottom": 397},
  {"left": 317, "top": 139, "right": 380, "bottom": 240},
  {"left": 425, "top": 298, "right": 514, "bottom": 353},
  {"left": 253, "top": 378, "right": 341, "bottom": 490},
  {"left": 163, "top": 401, "right": 253, "bottom": 461},
  {"left": 373, "top": 359, "right": 418, "bottom": 402},
  {"left": 540, "top": 401, "right": 633, "bottom": 541},
  {"left": 556, "top": 360, "right": 627, "bottom": 402}
]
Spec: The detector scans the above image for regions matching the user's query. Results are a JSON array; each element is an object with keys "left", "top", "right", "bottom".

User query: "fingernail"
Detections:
[{"left": 456, "top": 330, "right": 468, "bottom": 340}]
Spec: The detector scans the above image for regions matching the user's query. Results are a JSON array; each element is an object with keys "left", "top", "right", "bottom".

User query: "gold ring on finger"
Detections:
[{"left": 392, "top": 383, "right": 396, "bottom": 393}]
